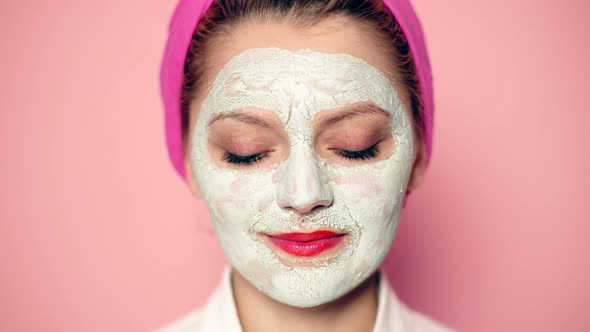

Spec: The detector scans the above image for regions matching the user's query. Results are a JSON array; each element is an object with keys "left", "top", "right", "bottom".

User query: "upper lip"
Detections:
[{"left": 266, "top": 230, "right": 346, "bottom": 242}]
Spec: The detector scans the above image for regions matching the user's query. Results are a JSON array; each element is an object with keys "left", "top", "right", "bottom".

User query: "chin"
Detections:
[{"left": 231, "top": 239, "right": 388, "bottom": 308}]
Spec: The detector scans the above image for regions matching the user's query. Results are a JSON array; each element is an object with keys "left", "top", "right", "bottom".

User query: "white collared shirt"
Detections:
[{"left": 157, "top": 267, "right": 455, "bottom": 332}]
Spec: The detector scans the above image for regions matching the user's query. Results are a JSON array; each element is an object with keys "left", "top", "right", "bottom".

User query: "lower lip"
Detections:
[{"left": 267, "top": 232, "right": 346, "bottom": 257}]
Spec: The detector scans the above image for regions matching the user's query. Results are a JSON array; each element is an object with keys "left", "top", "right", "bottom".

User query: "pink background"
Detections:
[{"left": 1, "top": 0, "right": 588, "bottom": 331}]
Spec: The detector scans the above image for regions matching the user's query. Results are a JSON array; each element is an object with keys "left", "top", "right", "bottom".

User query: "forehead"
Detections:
[
  {"left": 204, "top": 48, "right": 401, "bottom": 121},
  {"left": 204, "top": 16, "right": 396, "bottom": 84}
]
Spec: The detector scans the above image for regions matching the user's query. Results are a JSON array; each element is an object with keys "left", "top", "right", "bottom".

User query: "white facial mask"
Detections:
[{"left": 190, "top": 47, "right": 414, "bottom": 307}]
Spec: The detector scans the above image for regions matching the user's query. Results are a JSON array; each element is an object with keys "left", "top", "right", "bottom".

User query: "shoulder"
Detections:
[
  {"left": 153, "top": 266, "right": 241, "bottom": 332},
  {"left": 154, "top": 308, "right": 204, "bottom": 332},
  {"left": 377, "top": 274, "right": 456, "bottom": 332},
  {"left": 400, "top": 306, "right": 456, "bottom": 332}
]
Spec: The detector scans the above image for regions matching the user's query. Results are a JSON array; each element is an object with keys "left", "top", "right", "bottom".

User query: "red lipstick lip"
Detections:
[{"left": 266, "top": 231, "right": 347, "bottom": 257}]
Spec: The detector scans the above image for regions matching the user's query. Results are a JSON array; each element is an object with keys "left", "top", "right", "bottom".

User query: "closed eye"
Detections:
[
  {"left": 334, "top": 143, "right": 380, "bottom": 160},
  {"left": 222, "top": 151, "right": 268, "bottom": 165}
]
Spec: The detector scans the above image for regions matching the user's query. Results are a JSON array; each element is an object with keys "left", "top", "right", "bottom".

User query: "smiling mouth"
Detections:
[{"left": 264, "top": 230, "right": 348, "bottom": 257}]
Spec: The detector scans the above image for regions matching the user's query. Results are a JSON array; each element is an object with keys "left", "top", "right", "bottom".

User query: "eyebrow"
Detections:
[
  {"left": 209, "top": 112, "right": 273, "bottom": 128},
  {"left": 315, "top": 102, "right": 391, "bottom": 129},
  {"left": 208, "top": 102, "right": 390, "bottom": 129}
]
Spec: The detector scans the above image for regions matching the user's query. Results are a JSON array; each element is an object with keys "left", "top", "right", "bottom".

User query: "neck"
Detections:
[{"left": 231, "top": 268, "right": 379, "bottom": 332}]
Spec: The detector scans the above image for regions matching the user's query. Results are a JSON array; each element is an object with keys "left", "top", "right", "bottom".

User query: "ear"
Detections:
[
  {"left": 407, "top": 131, "right": 428, "bottom": 192},
  {"left": 184, "top": 152, "right": 203, "bottom": 199}
]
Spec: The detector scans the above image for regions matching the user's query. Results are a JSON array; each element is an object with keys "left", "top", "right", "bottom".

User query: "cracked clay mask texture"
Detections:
[{"left": 190, "top": 48, "right": 414, "bottom": 307}]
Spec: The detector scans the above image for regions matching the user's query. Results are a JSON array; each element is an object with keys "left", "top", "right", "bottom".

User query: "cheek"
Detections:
[
  {"left": 224, "top": 177, "right": 252, "bottom": 209},
  {"left": 332, "top": 172, "right": 384, "bottom": 199},
  {"left": 212, "top": 195, "right": 247, "bottom": 223},
  {"left": 207, "top": 171, "right": 275, "bottom": 223},
  {"left": 375, "top": 228, "right": 393, "bottom": 250},
  {"left": 382, "top": 200, "right": 395, "bottom": 217},
  {"left": 230, "top": 176, "right": 250, "bottom": 194},
  {"left": 258, "top": 194, "right": 274, "bottom": 213},
  {"left": 207, "top": 176, "right": 252, "bottom": 223}
]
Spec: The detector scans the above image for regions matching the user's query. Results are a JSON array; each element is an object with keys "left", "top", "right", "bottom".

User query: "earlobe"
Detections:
[{"left": 184, "top": 156, "right": 203, "bottom": 199}]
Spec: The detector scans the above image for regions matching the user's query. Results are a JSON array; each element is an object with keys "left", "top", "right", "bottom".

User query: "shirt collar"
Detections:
[{"left": 196, "top": 266, "right": 242, "bottom": 331}]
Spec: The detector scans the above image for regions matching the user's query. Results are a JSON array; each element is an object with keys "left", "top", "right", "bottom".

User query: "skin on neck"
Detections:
[{"left": 232, "top": 267, "right": 379, "bottom": 332}]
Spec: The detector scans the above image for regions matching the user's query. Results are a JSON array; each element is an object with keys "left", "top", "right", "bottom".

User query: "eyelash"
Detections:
[
  {"left": 337, "top": 143, "right": 380, "bottom": 160},
  {"left": 223, "top": 152, "right": 268, "bottom": 165},
  {"left": 222, "top": 143, "right": 380, "bottom": 166}
]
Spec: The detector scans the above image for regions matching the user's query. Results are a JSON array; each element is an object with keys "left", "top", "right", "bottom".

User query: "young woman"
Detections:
[{"left": 158, "top": 0, "right": 453, "bottom": 331}]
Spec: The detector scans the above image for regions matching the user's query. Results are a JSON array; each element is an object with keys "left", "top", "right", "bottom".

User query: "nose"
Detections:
[
  {"left": 284, "top": 195, "right": 333, "bottom": 215},
  {"left": 276, "top": 148, "right": 333, "bottom": 216}
]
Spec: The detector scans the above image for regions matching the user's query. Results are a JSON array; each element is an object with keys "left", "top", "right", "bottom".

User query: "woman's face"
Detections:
[{"left": 185, "top": 17, "right": 426, "bottom": 307}]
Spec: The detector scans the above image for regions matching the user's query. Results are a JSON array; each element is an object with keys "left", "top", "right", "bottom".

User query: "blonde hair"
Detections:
[{"left": 181, "top": 0, "right": 423, "bottom": 147}]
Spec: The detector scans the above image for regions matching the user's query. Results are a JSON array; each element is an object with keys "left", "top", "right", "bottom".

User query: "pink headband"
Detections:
[{"left": 160, "top": 0, "right": 434, "bottom": 179}]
